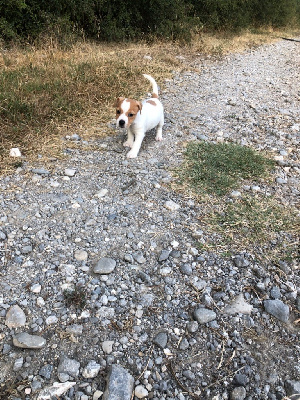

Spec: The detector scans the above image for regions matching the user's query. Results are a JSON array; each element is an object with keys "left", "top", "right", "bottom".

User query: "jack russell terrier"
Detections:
[{"left": 115, "top": 74, "right": 164, "bottom": 158}]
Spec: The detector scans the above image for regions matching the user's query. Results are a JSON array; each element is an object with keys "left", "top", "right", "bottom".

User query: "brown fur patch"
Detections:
[
  {"left": 152, "top": 93, "right": 158, "bottom": 98},
  {"left": 146, "top": 100, "right": 157, "bottom": 106},
  {"left": 126, "top": 99, "right": 142, "bottom": 126}
]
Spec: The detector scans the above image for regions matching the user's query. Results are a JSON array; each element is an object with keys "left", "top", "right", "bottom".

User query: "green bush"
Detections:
[{"left": 0, "top": 0, "right": 300, "bottom": 43}]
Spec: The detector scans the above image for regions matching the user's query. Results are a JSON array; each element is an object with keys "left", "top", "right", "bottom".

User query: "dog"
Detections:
[{"left": 115, "top": 74, "right": 164, "bottom": 158}]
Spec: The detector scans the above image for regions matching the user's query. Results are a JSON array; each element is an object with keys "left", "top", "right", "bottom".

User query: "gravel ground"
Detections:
[{"left": 0, "top": 38, "right": 299, "bottom": 400}]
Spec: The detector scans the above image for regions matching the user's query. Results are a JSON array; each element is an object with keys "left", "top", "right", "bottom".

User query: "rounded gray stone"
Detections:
[
  {"left": 194, "top": 308, "right": 216, "bottom": 324},
  {"left": 5, "top": 305, "right": 26, "bottom": 328},
  {"left": 231, "top": 386, "right": 246, "bottom": 400},
  {"left": 94, "top": 258, "right": 116, "bottom": 274},
  {"left": 102, "top": 364, "right": 134, "bottom": 400},
  {"left": 13, "top": 332, "right": 46, "bottom": 349},
  {"left": 57, "top": 357, "right": 80, "bottom": 377},
  {"left": 153, "top": 332, "right": 168, "bottom": 349},
  {"left": 264, "top": 299, "right": 289, "bottom": 323}
]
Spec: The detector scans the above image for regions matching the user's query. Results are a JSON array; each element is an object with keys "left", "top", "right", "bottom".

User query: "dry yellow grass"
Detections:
[{"left": 0, "top": 29, "right": 298, "bottom": 174}]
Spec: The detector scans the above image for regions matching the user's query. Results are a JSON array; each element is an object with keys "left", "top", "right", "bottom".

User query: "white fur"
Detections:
[{"left": 117, "top": 75, "right": 164, "bottom": 158}]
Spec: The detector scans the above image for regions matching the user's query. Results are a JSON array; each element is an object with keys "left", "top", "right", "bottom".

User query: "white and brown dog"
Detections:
[{"left": 115, "top": 74, "right": 164, "bottom": 158}]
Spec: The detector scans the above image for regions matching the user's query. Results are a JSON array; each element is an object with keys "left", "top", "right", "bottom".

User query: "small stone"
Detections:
[
  {"left": 230, "top": 386, "right": 246, "bottom": 400},
  {"left": 94, "top": 258, "right": 116, "bottom": 274},
  {"left": 13, "top": 332, "right": 46, "bottom": 349},
  {"left": 179, "top": 338, "right": 189, "bottom": 350},
  {"left": 264, "top": 299, "right": 289, "bottom": 323},
  {"left": 133, "top": 251, "right": 146, "bottom": 264},
  {"left": 21, "top": 245, "right": 32, "bottom": 254},
  {"left": 10, "top": 148, "right": 22, "bottom": 157},
  {"left": 164, "top": 200, "right": 180, "bottom": 211},
  {"left": 270, "top": 286, "right": 281, "bottom": 299},
  {"left": 134, "top": 385, "right": 148, "bottom": 399},
  {"left": 180, "top": 264, "right": 193, "bottom": 275},
  {"left": 31, "top": 284, "right": 42, "bottom": 293},
  {"left": 158, "top": 250, "right": 171, "bottom": 262},
  {"left": 186, "top": 321, "right": 199, "bottom": 333},
  {"left": 95, "top": 189, "right": 108, "bottom": 198},
  {"left": 93, "top": 391, "right": 104, "bottom": 400},
  {"left": 45, "top": 315, "right": 58, "bottom": 325},
  {"left": 223, "top": 293, "right": 253, "bottom": 315},
  {"left": 233, "top": 255, "right": 250, "bottom": 268},
  {"left": 32, "top": 168, "right": 50, "bottom": 175},
  {"left": 39, "top": 364, "right": 53, "bottom": 379},
  {"left": 5, "top": 305, "right": 26, "bottom": 328},
  {"left": 75, "top": 249, "right": 88, "bottom": 261},
  {"left": 13, "top": 357, "right": 23, "bottom": 371},
  {"left": 231, "top": 191, "right": 242, "bottom": 198},
  {"left": 102, "top": 340, "right": 114, "bottom": 354},
  {"left": 193, "top": 308, "right": 216, "bottom": 324},
  {"left": 234, "top": 373, "right": 249, "bottom": 386},
  {"left": 102, "top": 364, "right": 134, "bottom": 400},
  {"left": 285, "top": 380, "right": 300, "bottom": 396},
  {"left": 82, "top": 360, "right": 101, "bottom": 378},
  {"left": 276, "top": 177, "right": 287, "bottom": 184},
  {"left": 64, "top": 168, "right": 76, "bottom": 177},
  {"left": 37, "top": 381, "right": 76, "bottom": 400},
  {"left": 57, "top": 357, "right": 80, "bottom": 378},
  {"left": 153, "top": 332, "right": 168, "bottom": 349},
  {"left": 182, "top": 370, "right": 195, "bottom": 380}
]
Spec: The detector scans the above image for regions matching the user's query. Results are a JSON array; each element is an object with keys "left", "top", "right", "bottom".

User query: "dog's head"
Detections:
[{"left": 115, "top": 97, "right": 142, "bottom": 128}]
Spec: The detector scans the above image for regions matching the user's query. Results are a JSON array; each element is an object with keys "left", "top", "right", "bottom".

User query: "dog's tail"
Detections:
[{"left": 143, "top": 74, "right": 159, "bottom": 98}]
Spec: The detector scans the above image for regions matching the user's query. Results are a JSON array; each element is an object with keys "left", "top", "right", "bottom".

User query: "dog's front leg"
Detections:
[
  {"left": 126, "top": 130, "right": 145, "bottom": 158},
  {"left": 123, "top": 128, "right": 134, "bottom": 148}
]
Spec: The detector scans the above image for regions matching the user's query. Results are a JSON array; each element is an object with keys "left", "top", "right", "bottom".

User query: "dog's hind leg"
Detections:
[{"left": 155, "top": 115, "right": 164, "bottom": 141}]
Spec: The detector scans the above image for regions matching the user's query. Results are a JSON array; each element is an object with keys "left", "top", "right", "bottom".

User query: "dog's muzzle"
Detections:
[{"left": 119, "top": 119, "right": 126, "bottom": 128}]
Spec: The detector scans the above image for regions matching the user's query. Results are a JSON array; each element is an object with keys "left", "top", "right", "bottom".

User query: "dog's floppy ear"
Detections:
[
  {"left": 114, "top": 97, "right": 124, "bottom": 108},
  {"left": 137, "top": 101, "right": 142, "bottom": 113}
]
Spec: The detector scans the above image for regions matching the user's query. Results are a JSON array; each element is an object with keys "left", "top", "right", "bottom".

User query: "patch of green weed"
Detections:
[{"left": 181, "top": 141, "right": 275, "bottom": 196}]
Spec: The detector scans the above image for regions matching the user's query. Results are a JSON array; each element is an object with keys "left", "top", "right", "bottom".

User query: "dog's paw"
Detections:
[
  {"left": 155, "top": 135, "right": 163, "bottom": 141},
  {"left": 127, "top": 150, "right": 138, "bottom": 158},
  {"left": 123, "top": 141, "right": 133, "bottom": 148}
]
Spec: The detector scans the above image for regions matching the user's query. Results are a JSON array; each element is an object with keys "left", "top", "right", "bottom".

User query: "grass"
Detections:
[
  {"left": 181, "top": 141, "right": 275, "bottom": 196},
  {"left": 177, "top": 141, "right": 299, "bottom": 263},
  {"left": 1, "top": 28, "right": 298, "bottom": 173}
]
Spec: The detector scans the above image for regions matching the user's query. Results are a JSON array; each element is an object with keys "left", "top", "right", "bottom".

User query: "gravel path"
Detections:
[{"left": 0, "top": 38, "right": 299, "bottom": 400}]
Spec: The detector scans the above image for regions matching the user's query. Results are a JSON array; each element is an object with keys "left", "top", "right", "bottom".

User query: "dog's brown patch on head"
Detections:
[
  {"left": 152, "top": 93, "right": 158, "bottom": 98},
  {"left": 115, "top": 97, "right": 125, "bottom": 118},
  {"left": 146, "top": 100, "right": 157, "bottom": 106},
  {"left": 126, "top": 99, "right": 142, "bottom": 126}
]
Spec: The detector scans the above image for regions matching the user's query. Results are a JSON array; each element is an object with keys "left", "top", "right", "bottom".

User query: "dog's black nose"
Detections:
[{"left": 119, "top": 119, "right": 125, "bottom": 128}]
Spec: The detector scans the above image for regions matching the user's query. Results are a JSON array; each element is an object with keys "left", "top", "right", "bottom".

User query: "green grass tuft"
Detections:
[{"left": 182, "top": 141, "right": 275, "bottom": 196}]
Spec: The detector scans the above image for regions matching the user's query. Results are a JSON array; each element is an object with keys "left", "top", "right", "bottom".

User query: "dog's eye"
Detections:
[
  {"left": 128, "top": 113, "right": 134, "bottom": 117},
  {"left": 116, "top": 110, "right": 121, "bottom": 114}
]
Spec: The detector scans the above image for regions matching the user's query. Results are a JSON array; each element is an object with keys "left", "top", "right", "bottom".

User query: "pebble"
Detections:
[
  {"left": 193, "top": 308, "right": 217, "bottom": 324},
  {"left": 57, "top": 357, "right": 80, "bottom": 378},
  {"left": 94, "top": 257, "right": 116, "bottom": 274},
  {"left": 37, "top": 381, "right": 76, "bottom": 399},
  {"left": 164, "top": 200, "right": 180, "bottom": 211},
  {"left": 13, "top": 332, "right": 46, "bottom": 349},
  {"left": 5, "top": 305, "right": 26, "bottom": 328},
  {"left": 153, "top": 332, "right": 168, "bottom": 349},
  {"left": 82, "top": 360, "right": 101, "bottom": 378},
  {"left": 32, "top": 168, "right": 50, "bottom": 175},
  {"left": 102, "top": 340, "right": 114, "bottom": 354},
  {"left": 263, "top": 299, "right": 290, "bottom": 323},
  {"left": 64, "top": 168, "right": 76, "bottom": 177},
  {"left": 230, "top": 386, "right": 247, "bottom": 400},
  {"left": 75, "top": 249, "right": 88, "bottom": 261},
  {"left": 134, "top": 385, "right": 149, "bottom": 398},
  {"left": 223, "top": 293, "right": 253, "bottom": 315},
  {"left": 102, "top": 364, "right": 134, "bottom": 400}
]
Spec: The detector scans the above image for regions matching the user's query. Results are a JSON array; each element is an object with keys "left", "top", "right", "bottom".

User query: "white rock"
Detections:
[
  {"left": 64, "top": 168, "right": 76, "bottom": 177},
  {"left": 46, "top": 315, "right": 58, "bottom": 325},
  {"left": 10, "top": 148, "right": 22, "bottom": 157},
  {"left": 223, "top": 293, "right": 253, "bottom": 315},
  {"left": 95, "top": 189, "right": 108, "bottom": 198},
  {"left": 5, "top": 305, "right": 26, "bottom": 328},
  {"left": 37, "top": 297, "right": 45, "bottom": 307},
  {"left": 82, "top": 360, "right": 101, "bottom": 378},
  {"left": 164, "top": 200, "right": 180, "bottom": 211},
  {"left": 93, "top": 391, "right": 104, "bottom": 400},
  {"left": 102, "top": 340, "right": 114, "bottom": 354},
  {"left": 37, "top": 381, "right": 76, "bottom": 400},
  {"left": 31, "top": 284, "right": 42, "bottom": 293},
  {"left": 134, "top": 385, "right": 149, "bottom": 399},
  {"left": 74, "top": 249, "right": 88, "bottom": 261}
]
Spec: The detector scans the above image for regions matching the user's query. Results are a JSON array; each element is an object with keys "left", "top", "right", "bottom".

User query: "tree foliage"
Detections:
[{"left": 0, "top": 0, "right": 299, "bottom": 43}]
